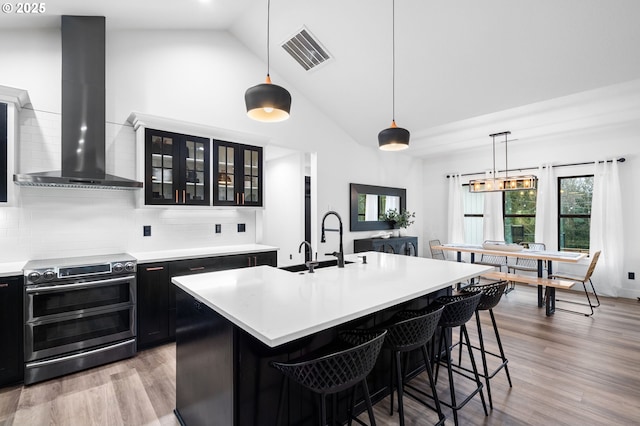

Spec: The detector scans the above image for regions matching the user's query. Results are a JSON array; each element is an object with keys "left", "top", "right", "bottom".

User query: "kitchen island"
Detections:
[{"left": 172, "top": 251, "right": 492, "bottom": 426}]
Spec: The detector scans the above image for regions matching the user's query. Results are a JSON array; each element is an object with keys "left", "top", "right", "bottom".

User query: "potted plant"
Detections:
[{"left": 383, "top": 208, "right": 415, "bottom": 236}]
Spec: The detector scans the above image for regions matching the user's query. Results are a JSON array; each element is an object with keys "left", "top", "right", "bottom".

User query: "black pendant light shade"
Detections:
[
  {"left": 378, "top": 0, "right": 409, "bottom": 151},
  {"left": 245, "top": 0, "right": 292, "bottom": 123},
  {"left": 378, "top": 120, "right": 410, "bottom": 151},
  {"left": 245, "top": 75, "right": 291, "bottom": 122}
]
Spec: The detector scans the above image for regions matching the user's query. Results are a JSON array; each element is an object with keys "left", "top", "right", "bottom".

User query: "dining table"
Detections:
[{"left": 432, "top": 243, "right": 588, "bottom": 315}]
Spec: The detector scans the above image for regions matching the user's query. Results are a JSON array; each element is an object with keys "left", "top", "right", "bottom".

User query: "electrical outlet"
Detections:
[
  {"left": 143, "top": 225, "right": 151, "bottom": 237},
  {"left": 628, "top": 272, "right": 635, "bottom": 280},
  {"left": 215, "top": 224, "right": 221, "bottom": 234},
  {"left": 237, "top": 223, "right": 246, "bottom": 233}
]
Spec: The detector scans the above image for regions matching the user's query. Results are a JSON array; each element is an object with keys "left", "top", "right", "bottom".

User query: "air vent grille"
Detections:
[{"left": 282, "top": 28, "right": 331, "bottom": 71}]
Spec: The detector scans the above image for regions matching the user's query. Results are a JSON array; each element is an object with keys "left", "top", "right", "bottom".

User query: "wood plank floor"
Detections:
[{"left": 1, "top": 285, "right": 639, "bottom": 425}]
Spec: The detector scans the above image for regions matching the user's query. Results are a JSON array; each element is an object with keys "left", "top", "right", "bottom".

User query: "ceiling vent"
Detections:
[{"left": 282, "top": 27, "right": 332, "bottom": 71}]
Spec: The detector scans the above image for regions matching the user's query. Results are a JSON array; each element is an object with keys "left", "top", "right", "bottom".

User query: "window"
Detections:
[
  {"left": 462, "top": 185, "right": 484, "bottom": 245},
  {"left": 462, "top": 184, "right": 538, "bottom": 245},
  {"left": 1, "top": 103, "right": 7, "bottom": 203},
  {"left": 503, "top": 189, "right": 537, "bottom": 244},
  {"left": 558, "top": 175, "right": 593, "bottom": 253}
]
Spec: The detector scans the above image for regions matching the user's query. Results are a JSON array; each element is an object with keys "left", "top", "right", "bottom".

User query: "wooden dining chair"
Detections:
[{"left": 548, "top": 250, "right": 601, "bottom": 316}]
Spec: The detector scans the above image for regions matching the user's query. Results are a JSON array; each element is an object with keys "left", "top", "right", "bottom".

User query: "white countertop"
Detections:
[
  {"left": 131, "top": 244, "right": 279, "bottom": 263},
  {"left": 172, "top": 252, "right": 492, "bottom": 347},
  {"left": 0, "top": 262, "right": 25, "bottom": 277},
  {"left": 0, "top": 244, "right": 279, "bottom": 276}
]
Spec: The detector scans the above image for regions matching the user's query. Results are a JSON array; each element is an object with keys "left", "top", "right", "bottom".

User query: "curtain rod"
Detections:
[{"left": 445, "top": 157, "right": 626, "bottom": 178}]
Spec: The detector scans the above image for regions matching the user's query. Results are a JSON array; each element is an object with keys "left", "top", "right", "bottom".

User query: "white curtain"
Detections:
[
  {"left": 386, "top": 195, "right": 400, "bottom": 212},
  {"left": 590, "top": 159, "right": 624, "bottom": 297},
  {"left": 483, "top": 173, "right": 505, "bottom": 242},
  {"left": 447, "top": 174, "right": 465, "bottom": 244},
  {"left": 534, "top": 164, "right": 557, "bottom": 248},
  {"left": 365, "top": 194, "right": 378, "bottom": 221}
]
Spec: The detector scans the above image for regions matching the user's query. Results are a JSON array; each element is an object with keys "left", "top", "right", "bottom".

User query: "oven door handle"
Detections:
[
  {"left": 25, "top": 275, "right": 136, "bottom": 293},
  {"left": 25, "top": 338, "right": 136, "bottom": 368}
]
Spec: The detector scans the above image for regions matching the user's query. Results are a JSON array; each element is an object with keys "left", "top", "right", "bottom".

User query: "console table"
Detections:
[{"left": 354, "top": 236, "right": 418, "bottom": 256}]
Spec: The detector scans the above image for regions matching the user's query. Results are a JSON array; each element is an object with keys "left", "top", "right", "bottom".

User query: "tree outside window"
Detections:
[
  {"left": 504, "top": 189, "right": 537, "bottom": 244},
  {"left": 558, "top": 175, "right": 593, "bottom": 252}
]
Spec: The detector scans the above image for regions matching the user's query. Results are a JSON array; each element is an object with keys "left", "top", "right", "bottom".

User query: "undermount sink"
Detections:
[{"left": 280, "top": 259, "right": 354, "bottom": 273}]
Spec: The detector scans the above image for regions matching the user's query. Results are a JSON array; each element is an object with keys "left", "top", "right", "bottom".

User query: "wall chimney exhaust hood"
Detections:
[{"left": 13, "top": 16, "right": 143, "bottom": 190}]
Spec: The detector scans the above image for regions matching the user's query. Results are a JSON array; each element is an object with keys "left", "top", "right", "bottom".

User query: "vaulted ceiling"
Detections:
[{"left": 4, "top": 0, "right": 640, "bottom": 156}]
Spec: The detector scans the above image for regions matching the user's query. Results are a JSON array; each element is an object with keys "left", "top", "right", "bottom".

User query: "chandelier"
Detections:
[{"left": 469, "top": 131, "right": 537, "bottom": 192}]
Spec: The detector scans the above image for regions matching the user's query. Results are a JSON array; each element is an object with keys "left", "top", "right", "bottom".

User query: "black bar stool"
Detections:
[
  {"left": 384, "top": 305, "right": 445, "bottom": 426},
  {"left": 271, "top": 329, "right": 387, "bottom": 426},
  {"left": 459, "top": 280, "right": 512, "bottom": 409},
  {"left": 432, "top": 291, "right": 487, "bottom": 426}
]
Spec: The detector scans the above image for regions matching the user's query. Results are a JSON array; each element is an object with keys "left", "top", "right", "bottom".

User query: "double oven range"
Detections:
[{"left": 23, "top": 254, "right": 137, "bottom": 385}]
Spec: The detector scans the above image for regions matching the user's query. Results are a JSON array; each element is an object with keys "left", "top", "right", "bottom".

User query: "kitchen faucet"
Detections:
[
  {"left": 298, "top": 241, "right": 319, "bottom": 273},
  {"left": 320, "top": 211, "right": 344, "bottom": 268}
]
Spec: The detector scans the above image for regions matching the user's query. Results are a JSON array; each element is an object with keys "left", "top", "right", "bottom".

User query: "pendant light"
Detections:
[
  {"left": 378, "top": 0, "right": 409, "bottom": 151},
  {"left": 245, "top": 0, "right": 292, "bottom": 122}
]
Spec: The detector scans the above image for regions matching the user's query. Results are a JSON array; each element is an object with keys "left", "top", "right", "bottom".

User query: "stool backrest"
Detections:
[
  {"left": 436, "top": 291, "right": 483, "bottom": 328},
  {"left": 386, "top": 305, "right": 444, "bottom": 352},
  {"left": 272, "top": 329, "right": 387, "bottom": 395},
  {"left": 463, "top": 281, "right": 508, "bottom": 311}
]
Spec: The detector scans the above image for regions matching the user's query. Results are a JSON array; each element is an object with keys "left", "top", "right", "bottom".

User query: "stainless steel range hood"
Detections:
[{"left": 14, "top": 16, "right": 142, "bottom": 190}]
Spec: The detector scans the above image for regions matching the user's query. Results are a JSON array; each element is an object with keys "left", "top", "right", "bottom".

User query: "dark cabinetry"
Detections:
[
  {"left": 174, "top": 284, "right": 450, "bottom": 425},
  {"left": 137, "top": 250, "right": 277, "bottom": 350},
  {"left": 137, "top": 263, "right": 170, "bottom": 349},
  {"left": 213, "top": 140, "right": 263, "bottom": 207},
  {"left": 145, "top": 128, "right": 210, "bottom": 206},
  {"left": 354, "top": 236, "right": 418, "bottom": 256},
  {"left": 0, "top": 275, "right": 23, "bottom": 387}
]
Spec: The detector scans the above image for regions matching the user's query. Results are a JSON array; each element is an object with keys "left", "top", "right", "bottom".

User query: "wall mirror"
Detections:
[{"left": 350, "top": 183, "right": 406, "bottom": 231}]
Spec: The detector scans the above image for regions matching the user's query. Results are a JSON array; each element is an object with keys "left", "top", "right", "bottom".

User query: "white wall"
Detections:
[
  {"left": 263, "top": 151, "right": 305, "bottom": 266},
  {"left": 1, "top": 27, "right": 425, "bottom": 262},
  {"left": 421, "top": 92, "right": 640, "bottom": 298}
]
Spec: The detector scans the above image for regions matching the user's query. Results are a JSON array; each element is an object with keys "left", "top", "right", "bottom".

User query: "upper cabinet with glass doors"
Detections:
[
  {"left": 145, "top": 129, "right": 210, "bottom": 206},
  {"left": 213, "top": 140, "right": 263, "bottom": 207}
]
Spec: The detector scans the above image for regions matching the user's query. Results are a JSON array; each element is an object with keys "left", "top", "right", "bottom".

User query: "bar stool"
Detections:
[
  {"left": 432, "top": 291, "right": 487, "bottom": 426},
  {"left": 459, "top": 281, "right": 512, "bottom": 409},
  {"left": 384, "top": 305, "right": 445, "bottom": 426},
  {"left": 271, "top": 329, "right": 387, "bottom": 426}
]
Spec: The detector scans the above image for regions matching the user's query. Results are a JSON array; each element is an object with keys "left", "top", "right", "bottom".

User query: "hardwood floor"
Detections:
[{"left": 1, "top": 285, "right": 639, "bottom": 425}]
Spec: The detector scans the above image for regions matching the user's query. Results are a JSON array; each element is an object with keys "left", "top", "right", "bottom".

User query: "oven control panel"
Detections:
[{"left": 23, "top": 254, "right": 137, "bottom": 284}]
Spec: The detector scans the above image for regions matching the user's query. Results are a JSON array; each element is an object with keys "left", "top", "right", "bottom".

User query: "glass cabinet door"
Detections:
[
  {"left": 184, "top": 137, "right": 209, "bottom": 204},
  {"left": 243, "top": 147, "right": 262, "bottom": 206},
  {"left": 213, "top": 140, "right": 263, "bottom": 206},
  {"left": 150, "top": 133, "right": 175, "bottom": 203},
  {"left": 146, "top": 129, "right": 210, "bottom": 205},
  {"left": 216, "top": 144, "right": 236, "bottom": 204}
]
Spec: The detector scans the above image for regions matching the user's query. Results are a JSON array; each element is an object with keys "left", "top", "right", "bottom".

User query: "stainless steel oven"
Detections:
[{"left": 23, "top": 254, "right": 137, "bottom": 385}]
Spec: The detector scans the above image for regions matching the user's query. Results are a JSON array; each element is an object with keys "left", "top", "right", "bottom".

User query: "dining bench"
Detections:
[{"left": 480, "top": 271, "right": 577, "bottom": 316}]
